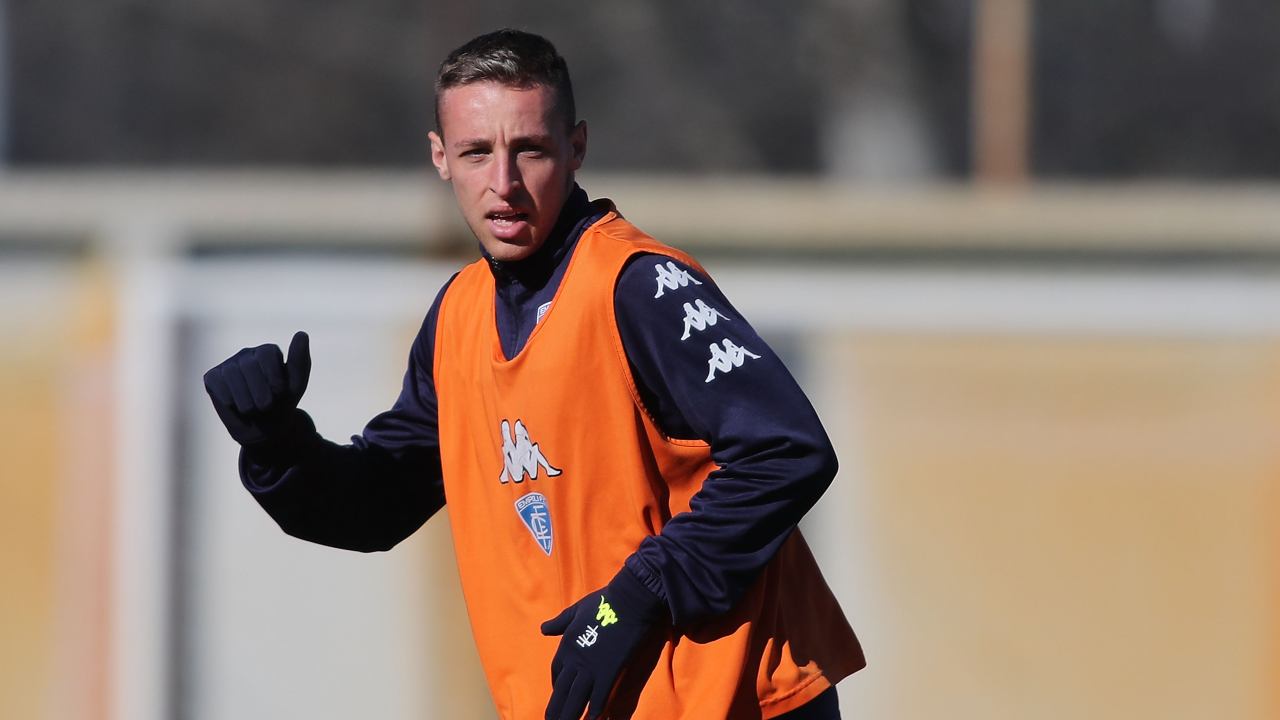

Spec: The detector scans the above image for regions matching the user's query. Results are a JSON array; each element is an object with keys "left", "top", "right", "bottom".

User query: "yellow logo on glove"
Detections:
[{"left": 596, "top": 596, "right": 619, "bottom": 626}]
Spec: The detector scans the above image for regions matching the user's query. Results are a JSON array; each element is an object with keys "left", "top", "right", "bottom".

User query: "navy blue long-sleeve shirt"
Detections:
[{"left": 242, "top": 186, "right": 838, "bottom": 626}]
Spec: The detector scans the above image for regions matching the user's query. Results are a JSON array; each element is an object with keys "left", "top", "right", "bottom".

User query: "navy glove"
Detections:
[
  {"left": 541, "top": 568, "right": 665, "bottom": 720},
  {"left": 203, "top": 331, "right": 311, "bottom": 449}
]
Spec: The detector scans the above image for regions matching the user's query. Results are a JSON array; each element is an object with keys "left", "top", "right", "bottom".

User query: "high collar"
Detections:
[{"left": 484, "top": 185, "right": 595, "bottom": 289}]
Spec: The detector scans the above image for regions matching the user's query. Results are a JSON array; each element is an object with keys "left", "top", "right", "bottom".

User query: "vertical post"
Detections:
[
  {"left": 972, "top": 0, "right": 1033, "bottom": 184},
  {"left": 107, "top": 219, "right": 179, "bottom": 720},
  {"left": 0, "top": 0, "right": 10, "bottom": 167}
]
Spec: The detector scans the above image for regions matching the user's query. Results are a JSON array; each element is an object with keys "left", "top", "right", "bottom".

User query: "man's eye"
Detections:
[
  {"left": 518, "top": 147, "right": 545, "bottom": 157},
  {"left": 461, "top": 149, "right": 488, "bottom": 158}
]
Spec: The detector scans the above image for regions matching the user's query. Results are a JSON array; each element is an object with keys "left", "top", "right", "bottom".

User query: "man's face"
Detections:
[{"left": 429, "top": 82, "right": 587, "bottom": 262}]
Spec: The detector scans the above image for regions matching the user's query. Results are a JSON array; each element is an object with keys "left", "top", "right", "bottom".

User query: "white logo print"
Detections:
[
  {"left": 576, "top": 625, "right": 600, "bottom": 648},
  {"left": 705, "top": 339, "right": 761, "bottom": 383},
  {"left": 653, "top": 261, "right": 703, "bottom": 299},
  {"left": 536, "top": 301, "right": 552, "bottom": 324},
  {"left": 680, "top": 299, "right": 727, "bottom": 340},
  {"left": 498, "top": 419, "right": 562, "bottom": 484}
]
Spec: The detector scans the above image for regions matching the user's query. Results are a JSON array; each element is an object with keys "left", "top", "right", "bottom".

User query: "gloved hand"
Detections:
[
  {"left": 541, "top": 568, "right": 665, "bottom": 720},
  {"left": 203, "top": 331, "right": 311, "bottom": 448}
]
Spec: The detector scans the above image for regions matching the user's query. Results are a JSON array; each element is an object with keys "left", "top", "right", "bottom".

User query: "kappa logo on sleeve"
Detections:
[
  {"left": 680, "top": 299, "right": 727, "bottom": 340},
  {"left": 653, "top": 261, "right": 703, "bottom": 299},
  {"left": 705, "top": 339, "right": 761, "bottom": 383},
  {"left": 515, "top": 492, "right": 554, "bottom": 556},
  {"left": 498, "top": 419, "right": 562, "bottom": 484}
]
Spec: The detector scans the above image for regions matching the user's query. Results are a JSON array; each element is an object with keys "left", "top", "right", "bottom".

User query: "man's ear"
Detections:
[
  {"left": 569, "top": 120, "right": 587, "bottom": 171},
  {"left": 428, "top": 130, "right": 451, "bottom": 181}
]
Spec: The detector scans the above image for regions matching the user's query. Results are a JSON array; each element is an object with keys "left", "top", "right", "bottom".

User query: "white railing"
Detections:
[{"left": 4, "top": 171, "right": 1280, "bottom": 253}]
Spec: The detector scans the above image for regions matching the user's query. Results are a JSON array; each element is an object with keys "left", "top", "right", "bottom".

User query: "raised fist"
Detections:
[{"left": 203, "top": 331, "right": 311, "bottom": 447}]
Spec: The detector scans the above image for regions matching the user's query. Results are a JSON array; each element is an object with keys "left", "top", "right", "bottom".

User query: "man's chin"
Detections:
[{"left": 482, "top": 236, "right": 541, "bottom": 263}]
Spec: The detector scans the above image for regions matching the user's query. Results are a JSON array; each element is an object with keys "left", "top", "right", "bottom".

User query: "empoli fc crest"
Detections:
[{"left": 515, "top": 492, "right": 553, "bottom": 556}]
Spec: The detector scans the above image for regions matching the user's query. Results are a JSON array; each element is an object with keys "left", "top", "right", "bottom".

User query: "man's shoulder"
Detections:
[
  {"left": 583, "top": 212, "right": 704, "bottom": 277},
  {"left": 443, "top": 256, "right": 493, "bottom": 292},
  {"left": 616, "top": 253, "right": 711, "bottom": 309},
  {"left": 585, "top": 215, "right": 646, "bottom": 243}
]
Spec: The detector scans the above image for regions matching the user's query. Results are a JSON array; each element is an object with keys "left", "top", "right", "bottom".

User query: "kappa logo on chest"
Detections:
[{"left": 498, "top": 419, "right": 562, "bottom": 484}]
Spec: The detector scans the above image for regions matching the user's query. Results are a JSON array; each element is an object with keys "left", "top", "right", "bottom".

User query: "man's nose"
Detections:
[{"left": 491, "top": 153, "right": 522, "bottom": 197}]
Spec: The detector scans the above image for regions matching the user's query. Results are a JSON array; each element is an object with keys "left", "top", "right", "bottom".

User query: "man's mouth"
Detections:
[{"left": 487, "top": 210, "right": 529, "bottom": 228}]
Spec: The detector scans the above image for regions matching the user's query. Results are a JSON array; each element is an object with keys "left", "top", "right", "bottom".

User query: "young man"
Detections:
[{"left": 203, "top": 29, "right": 863, "bottom": 720}]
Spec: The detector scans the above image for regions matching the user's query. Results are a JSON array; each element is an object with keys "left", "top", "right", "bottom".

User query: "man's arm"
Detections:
[
  {"left": 615, "top": 255, "right": 838, "bottom": 625},
  {"left": 206, "top": 278, "right": 455, "bottom": 553},
  {"left": 539, "top": 256, "right": 837, "bottom": 720}
]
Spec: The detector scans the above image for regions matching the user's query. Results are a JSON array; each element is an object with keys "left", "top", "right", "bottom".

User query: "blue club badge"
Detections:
[{"left": 515, "top": 492, "right": 553, "bottom": 556}]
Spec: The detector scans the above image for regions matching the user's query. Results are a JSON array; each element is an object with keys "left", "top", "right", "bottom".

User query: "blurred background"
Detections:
[{"left": 3, "top": 1, "right": 1279, "bottom": 718}]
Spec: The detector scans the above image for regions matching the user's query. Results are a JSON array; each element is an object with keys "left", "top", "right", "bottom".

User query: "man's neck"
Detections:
[{"left": 486, "top": 185, "right": 592, "bottom": 288}]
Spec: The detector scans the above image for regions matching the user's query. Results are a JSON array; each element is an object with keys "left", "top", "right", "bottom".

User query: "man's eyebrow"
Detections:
[
  {"left": 451, "top": 137, "right": 490, "bottom": 150},
  {"left": 452, "top": 134, "right": 555, "bottom": 150}
]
